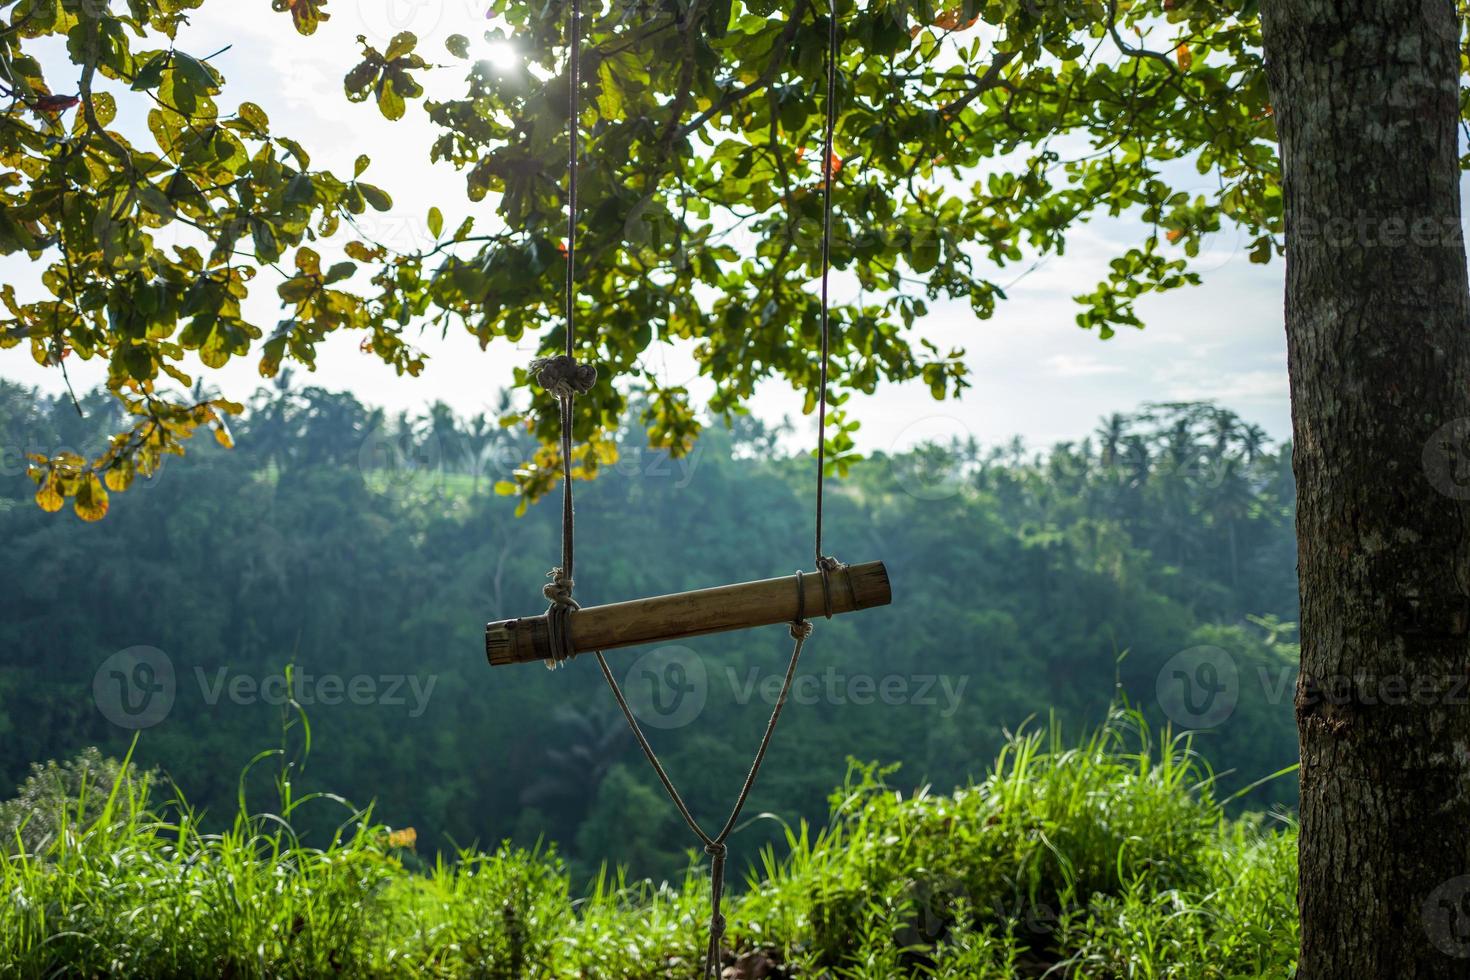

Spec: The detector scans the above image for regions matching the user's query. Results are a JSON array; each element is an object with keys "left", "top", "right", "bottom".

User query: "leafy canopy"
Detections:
[{"left": 0, "top": 0, "right": 1352, "bottom": 517}]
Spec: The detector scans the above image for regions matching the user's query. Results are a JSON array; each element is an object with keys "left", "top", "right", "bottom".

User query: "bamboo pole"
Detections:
[{"left": 485, "top": 560, "right": 892, "bottom": 666}]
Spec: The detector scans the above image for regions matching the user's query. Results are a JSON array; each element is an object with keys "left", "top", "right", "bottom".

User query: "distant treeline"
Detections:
[{"left": 0, "top": 378, "right": 1299, "bottom": 883}]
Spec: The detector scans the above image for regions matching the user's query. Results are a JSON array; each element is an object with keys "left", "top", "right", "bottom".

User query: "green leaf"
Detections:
[
  {"left": 237, "top": 101, "right": 270, "bottom": 134},
  {"left": 87, "top": 92, "right": 117, "bottom": 128},
  {"left": 910, "top": 236, "right": 941, "bottom": 273},
  {"left": 273, "top": 0, "right": 330, "bottom": 35},
  {"left": 377, "top": 77, "right": 407, "bottom": 121},
  {"left": 136, "top": 183, "right": 175, "bottom": 219},
  {"left": 277, "top": 277, "right": 316, "bottom": 303},
  {"left": 251, "top": 219, "right": 281, "bottom": 262},
  {"left": 385, "top": 32, "right": 417, "bottom": 62},
  {"left": 358, "top": 183, "right": 393, "bottom": 212},
  {"left": 707, "top": 0, "right": 733, "bottom": 36},
  {"left": 285, "top": 173, "right": 316, "bottom": 204},
  {"left": 172, "top": 53, "right": 218, "bottom": 95},
  {"left": 324, "top": 261, "right": 356, "bottom": 284},
  {"left": 131, "top": 53, "right": 168, "bottom": 91}
]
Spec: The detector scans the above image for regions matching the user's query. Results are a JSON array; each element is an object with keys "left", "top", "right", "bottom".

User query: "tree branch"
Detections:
[
  {"left": 78, "top": 13, "right": 134, "bottom": 171},
  {"left": 672, "top": 0, "right": 809, "bottom": 143}
]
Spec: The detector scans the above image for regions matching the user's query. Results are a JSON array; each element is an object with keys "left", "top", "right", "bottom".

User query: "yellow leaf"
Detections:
[
  {"left": 74, "top": 473, "right": 110, "bottom": 522},
  {"left": 104, "top": 463, "right": 135, "bottom": 492},
  {"left": 34, "top": 480, "right": 63, "bottom": 513}
]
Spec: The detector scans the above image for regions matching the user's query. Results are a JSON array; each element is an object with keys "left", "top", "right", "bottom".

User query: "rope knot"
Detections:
[
  {"left": 789, "top": 620, "right": 814, "bottom": 641},
  {"left": 814, "top": 554, "right": 846, "bottom": 620},
  {"left": 704, "top": 841, "right": 727, "bottom": 858},
  {"left": 543, "top": 567, "right": 580, "bottom": 669},
  {"left": 816, "top": 554, "right": 846, "bottom": 574},
  {"left": 530, "top": 355, "right": 598, "bottom": 398},
  {"left": 543, "top": 567, "right": 579, "bottom": 610}
]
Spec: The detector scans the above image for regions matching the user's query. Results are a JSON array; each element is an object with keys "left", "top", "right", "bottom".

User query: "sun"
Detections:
[{"left": 476, "top": 39, "right": 520, "bottom": 73}]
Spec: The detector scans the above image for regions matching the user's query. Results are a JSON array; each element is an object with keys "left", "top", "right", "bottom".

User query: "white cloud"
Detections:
[{"left": 1044, "top": 354, "right": 1124, "bottom": 378}]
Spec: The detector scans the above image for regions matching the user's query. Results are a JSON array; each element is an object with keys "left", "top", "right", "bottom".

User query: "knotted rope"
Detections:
[
  {"left": 538, "top": 0, "right": 593, "bottom": 669},
  {"left": 591, "top": 590, "right": 816, "bottom": 978},
  {"left": 532, "top": 1, "right": 846, "bottom": 975},
  {"left": 530, "top": 355, "right": 597, "bottom": 399}
]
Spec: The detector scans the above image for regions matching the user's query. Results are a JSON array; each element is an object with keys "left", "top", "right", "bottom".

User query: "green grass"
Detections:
[{"left": 0, "top": 708, "right": 1297, "bottom": 978}]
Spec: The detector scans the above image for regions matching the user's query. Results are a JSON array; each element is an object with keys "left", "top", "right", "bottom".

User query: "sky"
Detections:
[{"left": 0, "top": 2, "right": 1293, "bottom": 455}]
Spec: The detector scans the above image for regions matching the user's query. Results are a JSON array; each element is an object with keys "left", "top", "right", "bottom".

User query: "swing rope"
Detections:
[
  {"left": 532, "top": 0, "right": 596, "bottom": 668},
  {"left": 536, "top": 2, "right": 843, "bottom": 974}
]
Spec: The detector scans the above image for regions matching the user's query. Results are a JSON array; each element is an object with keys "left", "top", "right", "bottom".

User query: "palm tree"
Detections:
[
  {"left": 1237, "top": 422, "right": 1269, "bottom": 464},
  {"left": 1201, "top": 408, "right": 1235, "bottom": 471},
  {"left": 1094, "top": 412, "right": 1127, "bottom": 468},
  {"left": 463, "top": 413, "right": 495, "bottom": 496},
  {"left": 298, "top": 388, "right": 371, "bottom": 467},
  {"left": 245, "top": 369, "right": 299, "bottom": 473},
  {"left": 518, "top": 703, "right": 628, "bottom": 816},
  {"left": 1205, "top": 456, "right": 1256, "bottom": 590}
]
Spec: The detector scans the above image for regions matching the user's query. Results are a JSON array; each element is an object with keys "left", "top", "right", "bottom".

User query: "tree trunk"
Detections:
[{"left": 1261, "top": 1, "right": 1470, "bottom": 975}]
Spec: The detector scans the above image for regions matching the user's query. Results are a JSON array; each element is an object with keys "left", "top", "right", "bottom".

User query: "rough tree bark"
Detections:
[{"left": 1260, "top": 0, "right": 1470, "bottom": 975}]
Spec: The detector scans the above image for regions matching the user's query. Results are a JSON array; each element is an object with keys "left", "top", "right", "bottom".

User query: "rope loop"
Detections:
[
  {"left": 543, "top": 566, "right": 580, "bottom": 669},
  {"left": 530, "top": 355, "right": 598, "bottom": 399},
  {"left": 790, "top": 568, "right": 812, "bottom": 639},
  {"left": 815, "top": 554, "right": 846, "bottom": 620},
  {"left": 705, "top": 842, "right": 729, "bottom": 977}
]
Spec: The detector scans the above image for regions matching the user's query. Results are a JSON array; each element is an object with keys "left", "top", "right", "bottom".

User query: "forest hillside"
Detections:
[{"left": 0, "top": 378, "right": 1299, "bottom": 886}]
